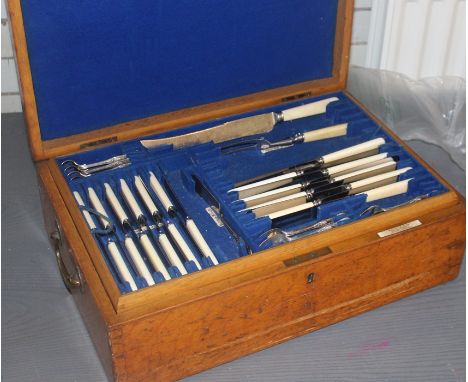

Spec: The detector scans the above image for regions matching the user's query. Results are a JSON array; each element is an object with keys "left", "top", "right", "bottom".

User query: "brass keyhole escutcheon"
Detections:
[{"left": 307, "top": 272, "right": 315, "bottom": 284}]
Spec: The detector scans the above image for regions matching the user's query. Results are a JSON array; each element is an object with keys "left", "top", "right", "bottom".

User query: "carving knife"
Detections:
[
  {"left": 267, "top": 178, "right": 414, "bottom": 221},
  {"left": 140, "top": 97, "right": 339, "bottom": 149},
  {"left": 229, "top": 138, "right": 386, "bottom": 198},
  {"left": 253, "top": 168, "right": 412, "bottom": 218}
]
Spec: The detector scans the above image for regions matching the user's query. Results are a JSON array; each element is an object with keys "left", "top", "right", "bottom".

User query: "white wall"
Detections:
[
  {"left": 380, "top": 0, "right": 466, "bottom": 79},
  {"left": 1, "top": 0, "right": 22, "bottom": 113},
  {"left": 350, "top": 0, "right": 373, "bottom": 66}
]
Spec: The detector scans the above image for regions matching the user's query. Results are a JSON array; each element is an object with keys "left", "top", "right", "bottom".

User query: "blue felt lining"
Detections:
[
  {"left": 59, "top": 92, "right": 447, "bottom": 293},
  {"left": 21, "top": 0, "right": 338, "bottom": 140}
]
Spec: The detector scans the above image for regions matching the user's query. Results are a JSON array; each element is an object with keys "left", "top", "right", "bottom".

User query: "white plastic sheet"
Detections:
[{"left": 347, "top": 66, "right": 466, "bottom": 170}]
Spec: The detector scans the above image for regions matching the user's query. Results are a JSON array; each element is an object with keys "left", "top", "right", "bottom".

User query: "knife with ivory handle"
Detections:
[
  {"left": 240, "top": 153, "right": 395, "bottom": 207},
  {"left": 116, "top": 179, "right": 171, "bottom": 280},
  {"left": 252, "top": 168, "right": 412, "bottom": 218},
  {"left": 267, "top": 179, "right": 413, "bottom": 221},
  {"left": 82, "top": 188, "right": 138, "bottom": 291},
  {"left": 243, "top": 159, "right": 399, "bottom": 212},
  {"left": 144, "top": 172, "right": 205, "bottom": 269},
  {"left": 229, "top": 138, "right": 386, "bottom": 198},
  {"left": 140, "top": 97, "right": 339, "bottom": 149},
  {"left": 102, "top": 182, "right": 156, "bottom": 286}
]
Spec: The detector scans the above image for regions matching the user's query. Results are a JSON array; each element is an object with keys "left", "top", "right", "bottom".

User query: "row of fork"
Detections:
[{"left": 61, "top": 155, "right": 131, "bottom": 180}]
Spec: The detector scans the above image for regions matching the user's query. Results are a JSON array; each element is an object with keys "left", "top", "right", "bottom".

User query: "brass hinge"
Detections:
[{"left": 281, "top": 92, "right": 313, "bottom": 103}]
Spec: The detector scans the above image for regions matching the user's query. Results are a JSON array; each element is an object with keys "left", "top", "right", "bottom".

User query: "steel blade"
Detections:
[{"left": 141, "top": 113, "right": 276, "bottom": 149}]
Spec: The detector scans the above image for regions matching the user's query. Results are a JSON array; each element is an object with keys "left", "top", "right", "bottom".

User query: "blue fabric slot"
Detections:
[{"left": 61, "top": 92, "right": 448, "bottom": 293}]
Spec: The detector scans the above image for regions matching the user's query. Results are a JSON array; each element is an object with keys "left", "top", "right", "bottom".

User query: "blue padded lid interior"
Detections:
[{"left": 20, "top": 0, "right": 339, "bottom": 140}]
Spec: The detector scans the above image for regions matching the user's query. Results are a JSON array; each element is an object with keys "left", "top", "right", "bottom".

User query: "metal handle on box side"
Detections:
[{"left": 50, "top": 225, "right": 83, "bottom": 292}]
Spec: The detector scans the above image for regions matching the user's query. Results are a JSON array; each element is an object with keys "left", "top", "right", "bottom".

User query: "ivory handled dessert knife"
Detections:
[
  {"left": 143, "top": 173, "right": 202, "bottom": 270},
  {"left": 82, "top": 189, "right": 138, "bottom": 291},
  {"left": 149, "top": 171, "right": 175, "bottom": 214},
  {"left": 132, "top": 176, "right": 187, "bottom": 275},
  {"left": 240, "top": 153, "right": 395, "bottom": 207},
  {"left": 134, "top": 176, "right": 162, "bottom": 221},
  {"left": 267, "top": 178, "right": 414, "bottom": 221},
  {"left": 103, "top": 184, "right": 156, "bottom": 286},
  {"left": 140, "top": 97, "right": 339, "bottom": 149},
  {"left": 243, "top": 160, "right": 399, "bottom": 213},
  {"left": 104, "top": 183, "right": 131, "bottom": 227},
  {"left": 229, "top": 138, "right": 386, "bottom": 198},
  {"left": 117, "top": 179, "right": 171, "bottom": 280},
  {"left": 252, "top": 168, "right": 412, "bottom": 218}
]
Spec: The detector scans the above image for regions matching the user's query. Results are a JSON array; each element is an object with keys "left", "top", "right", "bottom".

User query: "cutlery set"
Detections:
[
  {"left": 59, "top": 97, "right": 442, "bottom": 292},
  {"left": 71, "top": 171, "right": 219, "bottom": 292}
]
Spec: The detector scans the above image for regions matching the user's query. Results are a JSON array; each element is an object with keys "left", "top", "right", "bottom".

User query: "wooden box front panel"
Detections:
[{"left": 109, "top": 201, "right": 465, "bottom": 381}]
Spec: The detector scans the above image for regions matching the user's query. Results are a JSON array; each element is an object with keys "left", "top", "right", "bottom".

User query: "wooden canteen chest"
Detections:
[{"left": 8, "top": 0, "right": 465, "bottom": 381}]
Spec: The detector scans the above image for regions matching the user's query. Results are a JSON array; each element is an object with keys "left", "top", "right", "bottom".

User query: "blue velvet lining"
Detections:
[
  {"left": 59, "top": 92, "right": 447, "bottom": 293},
  {"left": 21, "top": 0, "right": 338, "bottom": 140}
]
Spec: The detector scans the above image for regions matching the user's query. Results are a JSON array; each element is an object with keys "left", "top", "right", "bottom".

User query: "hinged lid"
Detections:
[{"left": 8, "top": 0, "right": 353, "bottom": 160}]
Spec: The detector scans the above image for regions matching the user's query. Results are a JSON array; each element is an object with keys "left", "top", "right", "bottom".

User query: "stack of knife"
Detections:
[
  {"left": 73, "top": 170, "right": 220, "bottom": 292},
  {"left": 228, "top": 137, "right": 414, "bottom": 221}
]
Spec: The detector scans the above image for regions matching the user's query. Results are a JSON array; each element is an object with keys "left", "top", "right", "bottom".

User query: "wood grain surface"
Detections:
[{"left": 2, "top": 113, "right": 466, "bottom": 382}]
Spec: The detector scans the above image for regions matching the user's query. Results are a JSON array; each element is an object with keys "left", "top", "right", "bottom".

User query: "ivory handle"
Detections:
[
  {"left": 302, "top": 123, "right": 347, "bottom": 143},
  {"left": 107, "top": 241, "right": 138, "bottom": 291},
  {"left": 322, "top": 138, "right": 386, "bottom": 164},
  {"left": 247, "top": 191, "right": 308, "bottom": 211},
  {"left": 349, "top": 167, "right": 412, "bottom": 190},
  {"left": 268, "top": 201, "right": 318, "bottom": 220},
  {"left": 326, "top": 153, "right": 389, "bottom": 175},
  {"left": 186, "top": 219, "right": 219, "bottom": 265},
  {"left": 167, "top": 223, "right": 201, "bottom": 270},
  {"left": 134, "top": 176, "right": 160, "bottom": 217},
  {"left": 104, "top": 183, "right": 129, "bottom": 225},
  {"left": 242, "top": 184, "right": 302, "bottom": 207},
  {"left": 158, "top": 233, "right": 187, "bottom": 275},
  {"left": 254, "top": 195, "right": 308, "bottom": 218},
  {"left": 361, "top": 179, "right": 412, "bottom": 202},
  {"left": 230, "top": 172, "right": 296, "bottom": 193},
  {"left": 73, "top": 191, "right": 96, "bottom": 229},
  {"left": 120, "top": 179, "right": 144, "bottom": 220},
  {"left": 333, "top": 161, "right": 396, "bottom": 182},
  {"left": 140, "top": 234, "right": 171, "bottom": 280},
  {"left": 87, "top": 187, "right": 110, "bottom": 228},
  {"left": 124, "top": 237, "right": 155, "bottom": 286},
  {"left": 149, "top": 172, "right": 174, "bottom": 212},
  {"left": 281, "top": 97, "right": 339, "bottom": 122}
]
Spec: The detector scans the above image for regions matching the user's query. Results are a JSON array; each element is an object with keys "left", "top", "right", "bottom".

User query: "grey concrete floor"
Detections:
[{"left": 2, "top": 112, "right": 465, "bottom": 382}]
